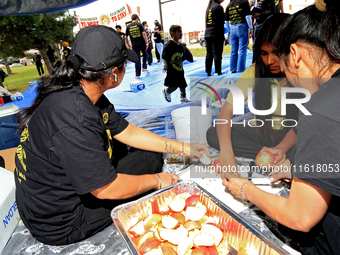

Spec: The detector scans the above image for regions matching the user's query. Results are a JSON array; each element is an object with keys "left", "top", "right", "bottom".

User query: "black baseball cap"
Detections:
[{"left": 72, "top": 25, "right": 138, "bottom": 71}]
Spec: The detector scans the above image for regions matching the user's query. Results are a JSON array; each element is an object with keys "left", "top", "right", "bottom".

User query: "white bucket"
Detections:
[{"left": 171, "top": 106, "right": 212, "bottom": 144}]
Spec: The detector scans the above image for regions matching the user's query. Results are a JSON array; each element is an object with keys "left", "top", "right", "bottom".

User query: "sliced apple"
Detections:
[
  {"left": 185, "top": 195, "right": 200, "bottom": 207},
  {"left": 138, "top": 231, "right": 155, "bottom": 247},
  {"left": 191, "top": 246, "right": 210, "bottom": 255},
  {"left": 188, "top": 228, "right": 201, "bottom": 240},
  {"left": 129, "top": 216, "right": 140, "bottom": 228},
  {"left": 193, "top": 234, "right": 215, "bottom": 247},
  {"left": 177, "top": 237, "right": 194, "bottom": 255},
  {"left": 167, "top": 226, "right": 189, "bottom": 245},
  {"left": 200, "top": 151, "right": 213, "bottom": 165},
  {"left": 176, "top": 192, "right": 192, "bottom": 200},
  {"left": 143, "top": 247, "right": 163, "bottom": 255},
  {"left": 144, "top": 214, "right": 162, "bottom": 231},
  {"left": 196, "top": 202, "right": 207, "bottom": 214},
  {"left": 183, "top": 221, "right": 202, "bottom": 231},
  {"left": 186, "top": 206, "right": 206, "bottom": 222},
  {"left": 159, "top": 204, "right": 170, "bottom": 214},
  {"left": 129, "top": 220, "right": 145, "bottom": 237},
  {"left": 161, "top": 245, "right": 177, "bottom": 255},
  {"left": 169, "top": 212, "right": 186, "bottom": 225},
  {"left": 153, "top": 227, "right": 165, "bottom": 242},
  {"left": 139, "top": 238, "right": 162, "bottom": 254},
  {"left": 207, "top": 246, "right": 219, "bottom": 255},
  {"left": 200, "top": 224, "right": 223, "bottom": 246},
  {"left": 162, "top": 215, "right": 180, "bottom": 229},
  {"left": 169, "top": 198, "right": 186, "bottom": 212},
  {"left": 159, "top": 228, "right": 176, "bottom": 241}
]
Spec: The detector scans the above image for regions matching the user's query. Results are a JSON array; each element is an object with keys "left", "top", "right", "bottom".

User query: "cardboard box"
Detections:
[
  {"left": 0, "top": 147, "right": 17, "bottom": 173},
  {"left": 0, "top": 167, "right": 20, "bottom": 253}
]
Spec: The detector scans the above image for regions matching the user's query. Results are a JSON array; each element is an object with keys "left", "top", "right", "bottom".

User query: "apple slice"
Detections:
[
  {"left": 138, "top": 231, "right": 155, "bottom": 247},
  {"left": 168, "top": 226, "right": 189, "bottom": 245},
  {"left": 139, "top": 238, "right": 162, "bottom": 254},
  {"left": 159, "top": 228, "right": 176, "bottom": 241},
  {"left": 183, "top": 221, "right": 202, "bottom": 231},
  {"left": 185, "top": 195, "right": 201, "bottom": 207},
  {"left": 188, "top": 228, "right": 201, "bottom": 240},
  {"left": 207, "top": 246, "right": 219, "bottom": 255},
  {"left": 169, "top": 212, "right": 186, "bottom": 225},
  {"left": 200, "top": 224, "right": 223, "bottom": 246},
  {"left": 200, "top": 151, "right": 213, "bottom": 165},
  {"left": 143, "top": 247, "right": 163, "bottom": 255},
  {"left": 177, "top": 237, "right": 194, "bottom": 255},
  {"left": 193, "top": 234, "right": 215, "bottom": 247},
  {"left": 176, "top": 192, "right": 192, "bottom": 200},
  {"left": 129, "top": 220, "right": 145, "bottom": 237},
  {"left": 161, "top": 245, "right": 177, "bottom": 255},
  {"left": 181, "top": 210, "right": 188, "bottom": 222},
  {"left": 159, "top": 204, "right": 170, "bottom": 214},
  {"left": 153, "top": 227, "right": 165, "bottom": 242},
  {"left": 169, "top": 198, "right": 186, "bottom": 212},
  {"left": 192, "top": 246, "right": 210, "bottom": 255},
  {"left": 212, "top": 156, "right": 221, "bottom": 173},
  {"left": 129, "top": 216, "right": 140, "bottom": 228},
  {"left": 162, "top": 215, "right": 180, "bottom": 229},
  {"left": 196, "top": 202, "right": 207, "bottom": 214},
  {"left": 186, "top": 206, "right": 206, "bottom": 222},
  {"left": 144, "top": 214, "right": 162, "bottom": 231}
]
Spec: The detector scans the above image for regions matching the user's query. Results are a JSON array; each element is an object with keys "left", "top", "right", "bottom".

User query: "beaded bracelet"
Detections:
[
  {"left": 157, "top": 174, "right": 162, "bottom": 189},
  {"left": 240, "top": 180, "right": 252, "bottom": 206}
]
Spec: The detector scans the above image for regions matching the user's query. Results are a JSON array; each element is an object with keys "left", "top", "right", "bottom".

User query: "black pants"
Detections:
[
  {"left": 205, "top": 37, "right": 224, "bottom": 75},
  {"left": 146, "top": 43, "right": 153, "bottom": 65},
  {"left": 165, "top": 86, "right": 186, "bottom": 98},
  {"left": 132, "top": 45, "right": 147, "bottom": 77},
  {"left": 36, "top": 64, "right": 44, "bottom": 76},
  {"left": 206, "top": 125, "right": 291, "bottom": 160},
  {"left": 49, "top": 141, "right": 163, "bottom": 245}
]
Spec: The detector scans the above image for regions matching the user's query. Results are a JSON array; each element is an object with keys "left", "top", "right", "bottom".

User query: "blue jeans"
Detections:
[{"left": 230, "top": 22, "right": 249, "bottom": 72}]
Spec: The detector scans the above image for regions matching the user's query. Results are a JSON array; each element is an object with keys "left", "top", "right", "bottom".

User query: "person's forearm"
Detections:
[
  {"left": 216, "top": 103, "right": 237, "bottom": 166},
  {"left": 275, "top": 128, "right": 297, "bottom": 153},
  {"left": 143, "top": 32, "right": 148, "bottom": 46},
  {"left": 92, "top": 173, "right": 159, "bottom": 200},
  {"left": 115, "top": 124, "right": 183, "bottom": 155}
]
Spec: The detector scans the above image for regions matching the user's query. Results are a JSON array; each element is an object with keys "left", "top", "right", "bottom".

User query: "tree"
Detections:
[{"left": 0, "top": 11, "right": 77, "bottom": 74}]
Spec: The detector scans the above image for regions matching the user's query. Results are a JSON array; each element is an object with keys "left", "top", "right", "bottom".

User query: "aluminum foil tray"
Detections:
[{"left": 111, "top": 180, "right": 289, "bottom": 255}]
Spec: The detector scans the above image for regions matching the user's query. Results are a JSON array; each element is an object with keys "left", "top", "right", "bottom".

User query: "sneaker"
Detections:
[
  {"left": 180, "top": 97, "right": 190, "bottom": 104},
  {"left": 163, "top": 88, "right": 171, "bottom": 102}
]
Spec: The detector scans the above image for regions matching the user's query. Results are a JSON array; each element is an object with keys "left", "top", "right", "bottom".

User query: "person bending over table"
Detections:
[
  {"left": 223, "top": 1, "right": 340, "bottom": 253},
  {"left": 14, "top": 25, "right": 210, "bottom": 246}
]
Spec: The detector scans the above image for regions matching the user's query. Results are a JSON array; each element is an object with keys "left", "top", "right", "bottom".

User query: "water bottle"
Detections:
[
  {"left": 11, "top": 93, "right": 24, "bottom": 102},
  {"left": 130, "top": 80, "right": 146, "bottom": 93}
]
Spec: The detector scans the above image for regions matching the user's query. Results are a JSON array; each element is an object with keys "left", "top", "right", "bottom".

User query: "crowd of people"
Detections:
[{"left": 12, "top": 0, "right": 340, "bottom": 254}]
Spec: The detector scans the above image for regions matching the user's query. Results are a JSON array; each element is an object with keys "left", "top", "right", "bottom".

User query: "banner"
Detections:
[{"left": 77, "top": 3, "right": 132, "bottom": 29}]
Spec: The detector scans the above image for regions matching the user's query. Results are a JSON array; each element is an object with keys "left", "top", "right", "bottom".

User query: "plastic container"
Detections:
[
  {"left": 0, "top": 104, "right": 20, "bottom": 150},
  {"left": 130, "top": 80, "right": 146, "bottom": 93},
  {"left": 171, "top": 106, "right": 212, "bottom": 144}
]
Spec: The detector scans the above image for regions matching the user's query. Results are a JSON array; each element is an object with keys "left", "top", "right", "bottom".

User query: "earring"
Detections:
[{"left": 113, "top": 73, "right": 117, "bottom": 82}]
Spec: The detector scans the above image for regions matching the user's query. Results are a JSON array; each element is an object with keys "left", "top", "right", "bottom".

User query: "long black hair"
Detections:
[
  {"left": 253, "top": 13, "right": 291, "bottom": 145},
  {"left": 274, "top": 0, "right": 340, "bottom": 69},
  {"left": 18, "top": 57, "right": 114, "bottom": 129}
]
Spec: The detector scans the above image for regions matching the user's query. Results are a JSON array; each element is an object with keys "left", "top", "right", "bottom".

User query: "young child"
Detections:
[{"left": 162, "top": 25, "right": 190, "bottom": 104}]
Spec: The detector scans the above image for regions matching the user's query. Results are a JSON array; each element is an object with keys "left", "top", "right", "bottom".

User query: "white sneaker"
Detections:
[
  {"left": 180, "top": 97, "right": 190, "bottom": 104},
  {"left": 163, "top": 88, "right": 171, "bottom": 102}
]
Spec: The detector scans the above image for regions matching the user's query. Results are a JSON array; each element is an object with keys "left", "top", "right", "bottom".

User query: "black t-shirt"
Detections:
[
  {"left": 14, "top": 86, "right": 128, "bottom": 244},
  {"left": 63, "top": 47, "right": 71, "bottom": 60},
  {"left": 256, "top": 0, "right": 276, "bottom": 24},
  {"left": 205, "top": 0, "right": 225, "bottom": 39},
  {"left": 118, "top": 31, "right": 125, "bottom": 40},
  {"left": 162, "top": 40, "right": 187, "bottom": 88},
  {"left": 33, "top": 54, "right": 42, "bottom": 65},
  {"left": 154, "top": 26, "right": 164, "bottom": 44},
  {"left": 125, "top": 21, "right": 146, "bottom": 48},
  {"left": 225, "top": 0, "right": 251, "bottom": 25},
  {"left": 290, "top": 69, "right": 340, "bottom": 254}
]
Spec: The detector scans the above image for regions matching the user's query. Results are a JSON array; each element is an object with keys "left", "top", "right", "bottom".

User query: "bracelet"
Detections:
[
  {"left": 157, "top": 174, "right": 162, "bottom": 189},
  {"left": 240, "top": 180, "right": 252, "bottom": 206}
]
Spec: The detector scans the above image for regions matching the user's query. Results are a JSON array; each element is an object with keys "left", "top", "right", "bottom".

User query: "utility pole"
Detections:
[{"left": 158, "top": 0, "right": 176, "bottom": 25}]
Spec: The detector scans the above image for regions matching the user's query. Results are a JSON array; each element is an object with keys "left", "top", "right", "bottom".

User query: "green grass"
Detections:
[
  {"left": 3, "top": 65, "right": 48, "bottom": 94},
  {"left": 3, "top": 44, "right": 253, "bottom": 94}
]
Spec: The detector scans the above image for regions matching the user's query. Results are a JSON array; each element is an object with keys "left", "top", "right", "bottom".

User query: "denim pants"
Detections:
[
  {"left": 230, "top": 22, "right": 249, "bottom": 72},
  {"left": 156, "top": 42, "right": 163, "bottom": 62}
]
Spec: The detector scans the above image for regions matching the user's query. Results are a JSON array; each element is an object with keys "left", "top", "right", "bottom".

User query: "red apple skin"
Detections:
[
  {"left": 139, "top": 238, "right": 162, "bottom": 254},
  {"left": 161, "top": 245, "right": 177, "bottom": 255},
  {"left": 151, "top": 199, "right": 160, "bottom": 214},
  {"left": 185, "top": 195, "right": 201, "bottom": 208},
  {"left": 192, "top": 246, "right": 210, "bottom": 255},
  {"left": 213, "top": 156, "right": 221, "bottom": 173},
  {"left": 207, "top": 246, "right": 219, "bottom": 255},
  {"left": 255, "top": 150, "right": 276, "bottom": 168},
  {"left": 169, "top": 212, "right": 186, "bottom": 225}
]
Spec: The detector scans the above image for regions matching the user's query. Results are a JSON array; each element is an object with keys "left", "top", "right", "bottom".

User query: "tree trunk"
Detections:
[
  {"left": 0, "top": 78, "right": 3, "bottom": 88},
  {"left": 4, "top": 59, "right": 12, "bottom": 75},
  {"left": 38, "top": 46, "right": 53, "bottom": 75}
]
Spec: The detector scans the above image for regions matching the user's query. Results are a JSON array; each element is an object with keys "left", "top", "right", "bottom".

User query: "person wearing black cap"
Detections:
[
  {"left": 125, "top": 14, "right": 148, "bottom": 78},
  {"left": 14, "top": 25, "right": 210, "bottom": 245}
]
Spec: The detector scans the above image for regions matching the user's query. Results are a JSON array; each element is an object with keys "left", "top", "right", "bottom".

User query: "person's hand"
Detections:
[
  {"left": 261, "top": 146, "right": 286, "bottom": 166},
  {"left": 269, "top": 158, "right": 292, "bottom": 182},
  {"left": 162, "top": 68, "right": 167, "bottom": 73},
  {"left": 222, "top": 177, "right": 253, "bottom": 201},
  {"left": 157, "top": 172, "right": 178, "bottom": 189},
  {"left": 185, "top": 143, "right": 211, "bottom": 161},
  {"left": 145, "top": 45, "right": 148, "bottom": 50},
  {"left": 218, "top": 155, "right": 240, "bottom": 179}
]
